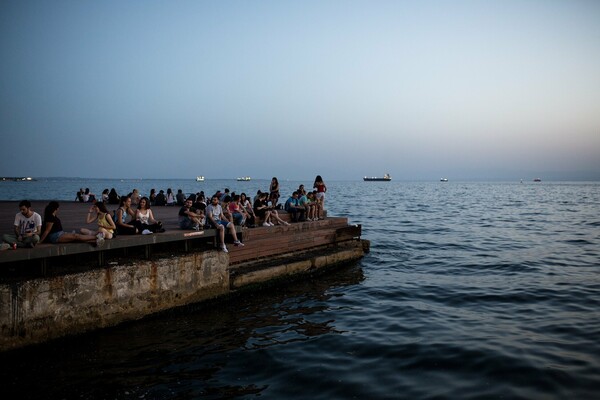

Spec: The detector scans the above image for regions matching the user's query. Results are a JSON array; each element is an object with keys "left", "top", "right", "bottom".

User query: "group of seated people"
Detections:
[
  {"left": 1, "top": 196, "right": 166, "bottom": 251},
  {"left": 2, "top": 182, "right": 325, "bottom": 252}
]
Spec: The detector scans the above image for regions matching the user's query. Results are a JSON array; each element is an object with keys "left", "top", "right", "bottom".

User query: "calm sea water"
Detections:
[{"left": 1, "top": 179, "right": 599, "bottom": 399}]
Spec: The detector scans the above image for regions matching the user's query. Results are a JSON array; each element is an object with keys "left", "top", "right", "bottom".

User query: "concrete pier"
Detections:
[{"left": 0, "top": 201, "right": 368, "bottom": 351}]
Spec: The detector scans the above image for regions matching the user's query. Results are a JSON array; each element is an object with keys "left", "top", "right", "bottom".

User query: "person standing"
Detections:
[
  {"left": 206, "top": 195, "right": 244, "bottom": 253},
  {"left": 269, "top": 177, "right": 281, "bottom": 207},
  {"left": 313, "top": 175, "right": 327, "bottom": 216},
  {"left": 2, "top": 200, "right": 42, "bottom": 248}
]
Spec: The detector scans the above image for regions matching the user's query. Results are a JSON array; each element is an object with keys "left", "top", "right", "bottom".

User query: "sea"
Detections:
[{"left": 1, "top": 178, "right": 599, "bottom": 399}]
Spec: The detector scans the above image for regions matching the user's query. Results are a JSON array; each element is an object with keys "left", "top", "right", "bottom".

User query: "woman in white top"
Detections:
[
  {"left": 166, "top": 188, "right": 175, "bottom": 206},
  {"left": 135, "top": 197, "right": 164, "bottom": 234}
]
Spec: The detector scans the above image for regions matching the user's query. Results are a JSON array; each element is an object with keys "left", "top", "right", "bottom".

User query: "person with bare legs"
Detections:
[{"left": 206, "top": 196, "right": 244, "bottom": 253}]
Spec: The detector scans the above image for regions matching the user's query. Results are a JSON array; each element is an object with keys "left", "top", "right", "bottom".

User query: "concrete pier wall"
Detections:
[
  {"left": 0, "top": 250, "right": 230, "bottom": 351},
  {"left": 0, "top": 240, "right": 366, "bottom": 351}
]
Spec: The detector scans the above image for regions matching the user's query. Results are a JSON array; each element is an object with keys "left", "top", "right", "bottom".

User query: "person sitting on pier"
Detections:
[
  {"left": 135, "top": 197, "right": 164, "bottom": 234},
  {"left": 228, "top": 195, "right": 247, "bottom": 226},
  {"left": 80, "top": 202, "right": 116, "bottom": 239},
  {"left": 193, "top": 194, "right": 207, "bottom": 214},
  {"left": 75, "top": 188, "right": 84, "bottom": 202},
  {"left": 130, "top": 189, "right": 141, "bottom": 206},
  {"left": 149, "top": 188, "right": 157, "bottom": 205},
  {"left": 305, "top": 191, "right": 318, "bottom": 221},
  {"left": 178, "top": 198, "right": 204, "bottom": 231},
  {"left": 83, "top": 188, "right": 96, "bottom": 203},
  {"left": 2, "top": 200, "right": 42, "bottom": 248},
  {"left": 220, "top": 195, "right": 233, "bottom": 223},
  {"left": 101, "top": 189, "right": 110, "bottom": 203},
  {"left": 240, "top": 193, "right": 256, "bottom": 227},
  {"left": 154, "top": 189, "right": 167, "bottom": 206},
  {"left": 108, "top": 188, "right": 120, "bottom": 205},
  {"left": 284, "top": 191, "right": 306, "bottom": 222},
  {"left": 176, "top": 189, "right": 186, "bottom": 206},
  {"left": 253, "top": 192, "right": 273, "bottom": 226},
  {"left": 166, "top": 188, "right": 175, "bottom": 206},
  {"left": 206, "top": 195, "right": 244, "bottom": 253},
  {"left": 114, "top": 196, "right": 138, "bottom": 235},
  {"left": 40, "top": 201, "right": 103, "bottom": 246}
]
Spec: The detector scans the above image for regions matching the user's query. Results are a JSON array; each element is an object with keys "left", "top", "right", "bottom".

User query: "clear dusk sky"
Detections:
[{"left": 1, "top": 0, "right": 599, "bottom": 181}]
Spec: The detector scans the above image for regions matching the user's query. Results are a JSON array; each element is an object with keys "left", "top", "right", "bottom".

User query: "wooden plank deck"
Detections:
[{"left": 0, "top": 201, "right": 351, "bottom": 269}]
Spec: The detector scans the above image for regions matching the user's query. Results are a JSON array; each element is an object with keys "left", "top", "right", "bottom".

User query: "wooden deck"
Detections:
[{"left": 0, "top": 201, "right": 358, "bottom": 280}]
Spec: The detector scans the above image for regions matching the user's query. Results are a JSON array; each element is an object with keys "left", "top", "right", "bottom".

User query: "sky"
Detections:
[{"left": 1, "top": 0, "right": 599, "bottom": 181}]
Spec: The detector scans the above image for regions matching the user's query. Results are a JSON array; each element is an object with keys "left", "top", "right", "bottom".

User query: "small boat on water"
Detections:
[
  {"left": 236, "top": 176, "right": 251, "bottom": 181},
  {"left": 533, "top": 178, "right": 541, "bottom": 182},
  {"left": 196, "top": 176, "right": 205, "bottom": 182},
  {"left": 364, "top": 173, "right": 391, "bottom": 182},
  {"left": 440, "top": 178, "right": 448, "bottom": 182}
]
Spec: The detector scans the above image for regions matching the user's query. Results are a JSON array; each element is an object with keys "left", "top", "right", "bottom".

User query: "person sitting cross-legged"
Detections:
[{"left": 2, "top": 200, "right": 42, "bottom": 248}]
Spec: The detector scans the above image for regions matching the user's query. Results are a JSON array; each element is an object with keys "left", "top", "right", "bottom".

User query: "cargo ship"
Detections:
[{"left": 363, "top": 173, "right": 391, "bottom": 181}]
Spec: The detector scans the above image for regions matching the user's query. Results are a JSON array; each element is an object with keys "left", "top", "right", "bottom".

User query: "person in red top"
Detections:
[{"left": 313, "top": 175, "right": 327, "bottom": 219}]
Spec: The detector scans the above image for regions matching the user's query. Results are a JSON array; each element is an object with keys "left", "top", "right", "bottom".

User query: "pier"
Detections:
[{"left": 0, "top": 201, "right": 368, "bottom": 351}]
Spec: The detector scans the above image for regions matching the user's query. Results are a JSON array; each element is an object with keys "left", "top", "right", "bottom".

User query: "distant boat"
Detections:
[
  {"left": 196, "top": 176, "right": 205, "bottom": 182},
  {"left": 0, "top": 176, "right": 36, "bottom": 182},
  {"left": 440, "top": 178, "right": 448, "bottom": 182},
  {"left": 364, "top": 173, "right": 391, "bottom": 181},
  {"left": 533, "top": 178, "right": 541, "bottom": 182},
  {"left": 236, "top": 176, "right": 251, "bottom": 181}
]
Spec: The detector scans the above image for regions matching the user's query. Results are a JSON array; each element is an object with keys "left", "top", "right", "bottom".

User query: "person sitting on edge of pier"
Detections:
[
  {"left": 135, "top": 197, "right": 164, "bottom": 234},
  {"left": 298, "top": 190, "right": 312, "bottom": 221},
  {"left": 228, "top": 194, "right": 247, "bottom": 226},
  {"left": 206, "top": 195, "right": 244, "bottom": 253},
  {"left": 305, "top": 191, "right": 318, "bottom": 221},
  {"left": 2, "top": 200, "right": 42, "bottom": 248},
  {"left": 178, "top": 198, "right": 204, "bottom": 231},
  {"left": 114, "top": 196, "right": 138, "bottom": 235},
  {"left": 80, "top": 202, "right": 116, "bottom": 239},
  {"left": 284, "top": 191, "right": 306, "bottom": 222},
  {"left": 40, "top": 201, "right": 103, "bottom": 246}
]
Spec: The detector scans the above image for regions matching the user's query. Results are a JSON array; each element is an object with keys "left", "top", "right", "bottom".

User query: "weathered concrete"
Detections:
[{"left": 1, "top": 250, "right": 230, "bottom": 351}]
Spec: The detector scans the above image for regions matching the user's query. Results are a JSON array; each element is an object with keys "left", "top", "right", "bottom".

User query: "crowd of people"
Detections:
[{"left": 1, "top": 176, "right": 327, "bottom": 253}]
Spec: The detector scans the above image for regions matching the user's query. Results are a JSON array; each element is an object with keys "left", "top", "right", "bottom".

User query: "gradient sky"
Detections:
[{"left": 1, "top": 0, "right": 599, "bottom": 180}]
